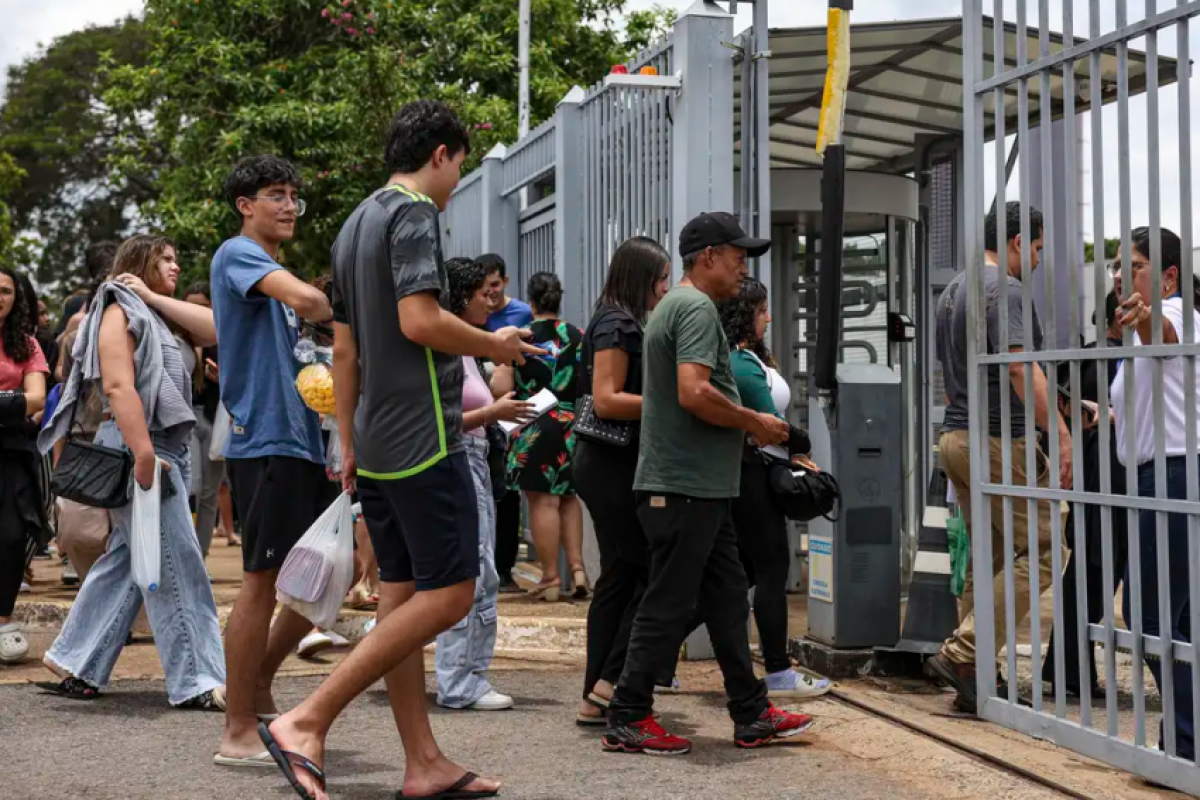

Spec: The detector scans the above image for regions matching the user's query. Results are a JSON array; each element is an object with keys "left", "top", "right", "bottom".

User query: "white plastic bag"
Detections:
[
  {"left": 209, "top": 403, "right": 231, "bottom": 462},
  {"left": 131, "top": 460, "right": 162, "bottom": 593},
  {"left": 276, "top": 493, "right": 355, "bottom": 629}
]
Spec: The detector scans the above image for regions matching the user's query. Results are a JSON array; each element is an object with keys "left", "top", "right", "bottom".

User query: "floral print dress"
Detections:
[{"left": 506, "top": 318, "right": 583, "bottom": 496}]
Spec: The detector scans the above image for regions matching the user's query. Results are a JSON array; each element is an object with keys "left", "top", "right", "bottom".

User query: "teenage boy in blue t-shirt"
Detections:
[{"left": 210, "top": 155, "right": 336, "bottom": 767}]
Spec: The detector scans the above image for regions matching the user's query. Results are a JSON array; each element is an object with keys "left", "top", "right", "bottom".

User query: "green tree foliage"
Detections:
[
  {"left": 0, "top": 153, "right": 34, "bottom": 272},
  {"left": 0, "top": 19, "right": 152, "bottom": 289},
  {"left": 104, "top": 0, "right": 677, "bottom": 284},
  {"left": 1084, "top": 238, "right": 1120, "bottom": 264}
]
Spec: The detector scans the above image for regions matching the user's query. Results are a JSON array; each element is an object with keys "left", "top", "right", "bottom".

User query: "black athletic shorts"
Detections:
[
  {"left": 227, "top": 455, "right": 337, "bottom": 573},
  {"left": 357, "top": 452, "right": 479, "bottom": 591}
]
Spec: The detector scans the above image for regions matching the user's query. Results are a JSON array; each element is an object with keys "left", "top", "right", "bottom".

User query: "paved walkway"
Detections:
[{"left": 5, "top": 667, "right": 1061, "bottom": 800}]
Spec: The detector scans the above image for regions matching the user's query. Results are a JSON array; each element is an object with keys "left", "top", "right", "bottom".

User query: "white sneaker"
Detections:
[
  {"left": 19, "top": 582, "right": 31, "bottom": 593},
  {"left": 467, "top": 689, "right": 514, "bottom": 711},
  {"left": 325, "top": 630, "right": 350, "bottom": 647},
  {"left": 296, "top": 630, "right": 334, "bottom": 658},
  {"left": 766, "top": 668, "right": 832, "bottom": 699}
]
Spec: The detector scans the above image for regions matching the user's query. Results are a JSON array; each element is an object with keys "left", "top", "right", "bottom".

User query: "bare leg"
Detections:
[
  {"left": 256, "top": 605, "right": 316, "bottom": 714},
  {"left": 526, "top": 492, "right": 562, "bottom": 585},
  {"left": 218, "top": 571, "right": 305, "bottom": 758},
  {"left": 264, "top": 578, "right": 498, "bottom": 799},
  {"left": 218, "top": 482, "right": 238, "bottom": 546},
  {"left": 559, "top": 495, "right": 585, "bottom": 571}
]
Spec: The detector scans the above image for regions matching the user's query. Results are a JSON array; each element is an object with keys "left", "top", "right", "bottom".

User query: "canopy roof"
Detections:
[{"left": 734, "top": 15, "right": 1182, "bottom": 174}]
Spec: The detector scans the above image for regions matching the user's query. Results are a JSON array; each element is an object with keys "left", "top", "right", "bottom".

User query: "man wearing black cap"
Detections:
[{"left": 602, "top": 212, "right": 814, "bottom": 756}]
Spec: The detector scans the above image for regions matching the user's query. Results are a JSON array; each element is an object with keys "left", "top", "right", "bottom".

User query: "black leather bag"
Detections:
[
  {"left": 49, "top": 369, "right": 133, "bottom": 509},
  {"left": 50, "top": 434, "right": 133, "bottom": 509},
  {"left": 764, "top": 455, "right": 841, "bottom": 522},
  {"left": 573, "top": 394, "right": 634, "bottom": 447}
]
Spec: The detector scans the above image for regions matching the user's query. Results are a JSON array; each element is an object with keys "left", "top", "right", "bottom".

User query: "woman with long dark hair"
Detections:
[
  {"left": 0, "top": 267, "right": 50, "bottom": 664},
  {"left": 38, "top": 235, "right": 226, "bottom": 706},
  {"left": 717, "top": 277, "right": 831, "bottom": 699},
  {"left": 574, "top": 237, "right": 671, "bottom": 724},
  {"left": 493, "top": 272, "right": 587, "bottom": 601}
]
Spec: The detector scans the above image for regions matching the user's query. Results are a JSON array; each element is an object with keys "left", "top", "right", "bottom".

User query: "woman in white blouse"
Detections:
[{"left": 1110, "top": 226, "right": 1197, "bottom": 762}]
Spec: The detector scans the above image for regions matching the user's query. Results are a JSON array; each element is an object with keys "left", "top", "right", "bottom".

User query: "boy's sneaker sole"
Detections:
[{"left": 601, "top": 736, "right": 691, "bottom": 756}]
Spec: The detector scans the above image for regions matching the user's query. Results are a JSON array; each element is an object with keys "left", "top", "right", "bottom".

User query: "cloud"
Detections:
[{"left": 0, "top": 0, "right": 141, "bottom": 96}]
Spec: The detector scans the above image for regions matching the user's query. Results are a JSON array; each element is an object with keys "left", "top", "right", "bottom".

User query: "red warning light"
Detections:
[{"left": 610, "top": 65, "right": 629, "bottom": 75}]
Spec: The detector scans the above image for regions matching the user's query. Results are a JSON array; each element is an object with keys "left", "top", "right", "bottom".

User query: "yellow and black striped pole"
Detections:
[{"left": 814, "top": 0, "right": 852, "bottom": 403}]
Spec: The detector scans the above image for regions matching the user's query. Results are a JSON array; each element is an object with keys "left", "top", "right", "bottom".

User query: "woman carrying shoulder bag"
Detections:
[
  {"left": 718, "top": 277, "right": 831, "bottom": 699},
  {"left": 37, "top": 235, "right": 227, "bottom": 707},
  {"left": 574, "top": 237, "right": 671, "bottom": 724}
]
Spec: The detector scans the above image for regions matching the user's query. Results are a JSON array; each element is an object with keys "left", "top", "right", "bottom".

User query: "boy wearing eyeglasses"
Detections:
[{"left": 210, "top": 155, "right": 337, "bottom": 768}]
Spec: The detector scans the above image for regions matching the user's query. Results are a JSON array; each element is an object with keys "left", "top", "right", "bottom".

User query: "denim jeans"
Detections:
[
  {"left": 1123, "top": 456, "right": 1196, "bottom": 762},
  {"left": 189, "top": 409, "right": 225, "bottom": 558},
  {"left": 47, "top": 420, "right": 226, "bottom": 704},
  {"left": 435, "top": 436, "right": 500, "bottom": 707}
]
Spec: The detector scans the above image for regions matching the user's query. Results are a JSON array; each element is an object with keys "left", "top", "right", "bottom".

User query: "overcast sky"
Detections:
[{"left": 3, "top": 0, "right": 1197, "bottom": 241}]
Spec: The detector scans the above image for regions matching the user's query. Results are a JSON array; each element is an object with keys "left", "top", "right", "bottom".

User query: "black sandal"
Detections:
[
  {"left": 397, "top": 771, "right": 499, "bottom": 799},
  {"left": 35, "top": 677, "right": 101, "bottom": 700},
  {"left": 258, "top": 722, "right": 327, "bottom": 800}
]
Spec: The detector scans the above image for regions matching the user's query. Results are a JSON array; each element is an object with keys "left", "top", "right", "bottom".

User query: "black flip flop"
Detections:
[
  {"left": 258, "top": 722, "right": 327, "bottom": 800},
  {"left": 396, "top": 772, "right": 499, "bottom": 799},
  {"left": 35, "top": 677, "right": 100, "bottom": 700}
]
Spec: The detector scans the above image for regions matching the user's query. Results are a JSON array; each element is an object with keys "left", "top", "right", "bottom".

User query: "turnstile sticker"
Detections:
[{"left": 809, "top": 534, "right": 833, "bottom": 603}]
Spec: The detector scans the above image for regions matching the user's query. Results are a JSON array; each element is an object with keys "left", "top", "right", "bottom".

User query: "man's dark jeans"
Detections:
[{"left": 609, "top": 493, "right": 769, "bottom": 727}]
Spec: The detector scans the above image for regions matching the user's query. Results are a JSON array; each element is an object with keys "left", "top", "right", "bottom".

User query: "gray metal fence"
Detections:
[
  {"left": 962, "top": 1, "right": 1200, "bottom": 792},
  {"left": 439, "top": 3, "right": 734, "bottom": 326}
]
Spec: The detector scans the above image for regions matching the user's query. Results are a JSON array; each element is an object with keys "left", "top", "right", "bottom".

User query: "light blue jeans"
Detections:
[
  {"left": 435, "top": 435, "right": 500, "bottom": 707},
  {"left": 46, "top": 421, "right": 226, "bottom": 704}
]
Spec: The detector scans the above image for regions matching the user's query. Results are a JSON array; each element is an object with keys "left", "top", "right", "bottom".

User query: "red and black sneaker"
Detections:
[
  {"left": 734, "top": 703, "right": 815, "bottom": 748},
  {"left": 601, "top": 715, "right": 692, "bottom": 756}
]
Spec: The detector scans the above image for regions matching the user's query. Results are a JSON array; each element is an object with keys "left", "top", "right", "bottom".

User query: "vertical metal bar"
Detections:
[
  {"left": 967, "top": 0, "right": 1000, "bottom": 715},
  {"left": 991, "top": 1, "right": 1017, "bottom": 714},
  {"left": 1088, "top": 0, "right": 1119, "bottom": 739},
  {"left": 1145, "top": 0, "right": 1176, "bottom": 757},
  {"left": 754, "top": 0, "right": 772, "bottom": 247},
  {"left": 1059, "top": 0, "right": 1080, "bottom": 725},
  {"left": 623, "top": 88, "right": 632, "bottom": 245},
  {"left": 584, "top": 102, "right": 594, "bottom": 311},
  {"left": 1030, "top": 0, "right": 1056, "bottom": 717},
  {"left": 1116, "top": 0, "right": 1147, "bottom": 749},
  {"left": 1014, "top": 0, "right": 1034, "bottom": 711},
  {"left": 740, "top": 32, "right": 754, "bottom": 234},
  {"left": 603, "top": 93, "right": 612, "bottom": 266},
  {"left": 1179, "top": 0, "right": 1200, "bottom": 768}
]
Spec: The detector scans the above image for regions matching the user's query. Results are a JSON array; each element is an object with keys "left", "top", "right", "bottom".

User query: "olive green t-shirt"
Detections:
[{"left": 633, "top": 286, "right": 743, "bottom": 499}]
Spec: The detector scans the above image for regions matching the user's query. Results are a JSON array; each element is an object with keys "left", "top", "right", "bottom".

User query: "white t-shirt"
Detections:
[
  {"left": 1111, "top": 295, "right": 1200, "bottom": 466},
  {"left": 743, "top": 349, "right": 794, "bottom": 460}
]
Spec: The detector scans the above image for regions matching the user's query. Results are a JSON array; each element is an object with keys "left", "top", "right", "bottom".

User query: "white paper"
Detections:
[{"left": 499, "top": 388, "right": 558, "bottom": 434}]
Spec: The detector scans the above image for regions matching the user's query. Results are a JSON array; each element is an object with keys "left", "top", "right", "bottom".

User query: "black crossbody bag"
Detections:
[
  {"left": 50, "top": 393, "right": 134, "bottom": 509},
  {"left": 573, "top": 394, "right": 634, "bottom": 447}
]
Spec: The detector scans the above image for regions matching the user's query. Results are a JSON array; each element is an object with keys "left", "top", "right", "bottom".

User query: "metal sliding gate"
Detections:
[{"left": 962, "top": 1, "right": 1200, "bottom": 792}]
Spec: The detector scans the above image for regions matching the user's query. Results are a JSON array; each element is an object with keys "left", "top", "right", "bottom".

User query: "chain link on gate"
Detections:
[{"left": 962, "top": 1, "right": 1200, "bottom": 793}]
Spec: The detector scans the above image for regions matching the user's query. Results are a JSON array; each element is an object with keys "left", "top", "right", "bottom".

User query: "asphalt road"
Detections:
[{"left": 2, "top": 668, "right": 959, "bottom": 800}]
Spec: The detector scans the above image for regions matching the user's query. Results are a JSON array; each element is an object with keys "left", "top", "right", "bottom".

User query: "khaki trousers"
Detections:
[{"left": 938, "top": 429, "right": 1065, "bottom": 666}]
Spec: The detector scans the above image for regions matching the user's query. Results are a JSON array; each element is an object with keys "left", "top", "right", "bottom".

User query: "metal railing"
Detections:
[{"left": 962, "top": 1, "right": 1200, "bottom": 793}]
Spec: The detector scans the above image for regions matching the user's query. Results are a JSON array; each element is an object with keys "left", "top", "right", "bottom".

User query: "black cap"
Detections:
[{"left": 679, "top": 212, "right": 772, "bottom": 259}]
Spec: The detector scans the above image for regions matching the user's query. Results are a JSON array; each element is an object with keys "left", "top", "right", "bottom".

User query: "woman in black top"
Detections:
[{"left": 573, "top": 237, "right": 670, "bottom": 724}]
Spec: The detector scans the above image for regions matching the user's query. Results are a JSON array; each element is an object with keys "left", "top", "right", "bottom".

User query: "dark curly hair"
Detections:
[
  {"left": 385, "top": 100, "right": 471, "bottom": 175},
  {"left": 444, "top": 257, "right": 488, "bottom": 318},
  {"left": 718, "top": 277, "right": 773, "bottom": 367},
  {"left": 528, "top": 272, "right": 563, "bottom": 316},
  {"left": 223, "top": 155, "right": 302, "bottom": 218},
  {"left": 0, "top": 267, "right": 34, "bottom": 363},
  {"left": 184, "top": 281, "right": 211, "bottom": 300}
]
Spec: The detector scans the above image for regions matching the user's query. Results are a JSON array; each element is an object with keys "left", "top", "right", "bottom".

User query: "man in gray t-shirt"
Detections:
[{"left": 926, "top": 201, "right": 1073, "bottom": 716}]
